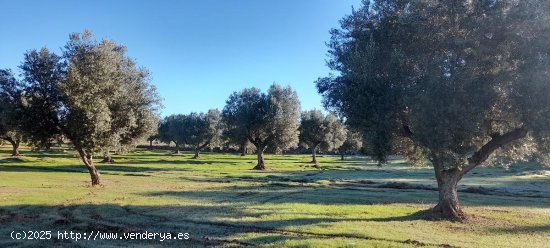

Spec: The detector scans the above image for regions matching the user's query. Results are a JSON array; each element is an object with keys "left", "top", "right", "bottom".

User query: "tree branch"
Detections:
[
  {"left": 199, "top": 141, "right": 210, "bottom": 150},
  {"left": 463, "top": 126, "right": 528, "bottom": 175},
  {"left": 401, "top": 124, "right": 426, "bottom": 148},
  {"left": 1, "top": 136, "right": 15, "bottom": 144},
  {"left": 246, "top": 134, "right": 258, "bottom": 146},
  {"left": 401, "top": 125, "right": 413, "bottom": 138}
]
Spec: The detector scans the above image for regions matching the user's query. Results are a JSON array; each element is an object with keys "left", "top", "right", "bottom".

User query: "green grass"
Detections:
[{"left": 0, "top": 146, "right": 549, "bottom": 247}]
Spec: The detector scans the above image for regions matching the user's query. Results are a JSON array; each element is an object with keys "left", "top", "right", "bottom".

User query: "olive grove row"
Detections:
[{"left": 154, "top": 86, "right": 363, "bottom": 170}]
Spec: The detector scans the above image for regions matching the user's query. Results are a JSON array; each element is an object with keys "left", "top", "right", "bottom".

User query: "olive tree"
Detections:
[
  {"left": 100, "top": 66, "right": 161, "bottom": 162},
  {"left": 0, "top": 69, "right": 25, "bottom": 156},
  {"left": 158, "top": 114, "right": 186, "bottom": 154},
  {"left": 223, "top": 126, "right": 251, "bottom": 156},
  {"left": 147, "top": 133, "right": 159, "bottom": 149},
  {"left": 222, "top": 83, "right": 300, "bottom": 170},
  {"left": 221, "top": 110, "right": 256, "bottom": 156},
  {"left": 317, "top": 0, "right": 550, "bottom": 220},
  {"left": 18, "top": 48, "right": 67, "bottom": 150},
  {"left": 64, "top": 31, "right": 160, "bottom": 184},
  {"left": 19, "top": 31, "right": 161, "bottom": 186},
  {"left": 338, "top": 128, "right": 363, "bottom": 160},
  {"left": 181, "top": 109, "right": 223, "bottom": 159},
  {"left": 299, "top": 110, "right": 347, "bottom": 165}
]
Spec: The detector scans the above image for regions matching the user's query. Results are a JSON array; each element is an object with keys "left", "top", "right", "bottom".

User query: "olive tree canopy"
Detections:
[
  {"left": 180, "top": 109, "right": 223, "bottom": 159},
  {"left": 222, "top": 122, "right": 251, "bottom": 156},
  {"left": 0, "top": 69, "right": 25, "bottom": 156},
  {"left": 222, "top": 83, "right": 300, "bottom": 170},
  {"left": 317, "top": 0, "right": 550, "bottom": 220},
  {"left": 19, "top": 48, "right": 67, "bottom": 150},
  {"left": 338, "top": 127, "right": 363, "bottom": 161},
  {"left": 299, "top": 110, "right": 347, "bottom": 165},
  {"left": 158, "top": 114, "right": 186, "bottom": 154},
  {"left": 19, "top": 31, "right": 161, "bottom": 186}
]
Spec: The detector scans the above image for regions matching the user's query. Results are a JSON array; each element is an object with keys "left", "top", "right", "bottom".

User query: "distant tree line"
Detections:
[{"left": 155, "top": 84, "right": 364, "bottom": 170}]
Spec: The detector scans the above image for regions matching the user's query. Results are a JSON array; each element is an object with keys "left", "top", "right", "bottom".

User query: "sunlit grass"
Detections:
[{"left": 0, "top": 146, "right": 549, "bottom": 247}]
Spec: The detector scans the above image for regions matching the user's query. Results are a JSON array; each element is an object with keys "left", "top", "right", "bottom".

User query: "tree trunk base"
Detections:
[
  {"left": 429, "top": 203, "right": 468, "bottom": 221},
  {"left": 9, "top": 140, "right": 20, "bottom": 157},
  {"left": 88, "top": 163, "right": 101, "bottom": 186},
  {"left": 255, "top": 146, "right": 266, "bottom": 170},
  {"left": 253, "top": 163, "right": 266, "bottom": 170},
  {"left": 193, "top": 150, "right": 200, "bottom": 159},
  {"left": 432, "top": 167, "right": 468, "bottom": 221},
  {"left": 90, "top": 173, "right": 101, "bottom": 186},
  {"left": 100, "top": 157, "right": 115, "bottom": 163}
]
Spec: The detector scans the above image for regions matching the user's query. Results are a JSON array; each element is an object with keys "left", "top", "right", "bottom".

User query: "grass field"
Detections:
[{"left": 0, "top": 146, "right": 549, "bottom": 247}]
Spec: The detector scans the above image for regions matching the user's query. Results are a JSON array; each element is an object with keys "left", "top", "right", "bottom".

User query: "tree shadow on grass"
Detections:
[
  {"left": 0, "top": 157, "right": 25, "bottom": 163},
  {"left": 140, "top": 183, "right": 439, "bottom": 206},
  {"left": 143, "top": 175, "right": 550, "bottom": 208},
  {"left": 0, "top": 203, "right": 417, "bottom": 247},
  {"left": 0, "top": 204, "right": 261, "bottom": 247},
  {"left": 25, "top": 152, "right": 78, "bottom": 159},
  {"left": 120, "top": 159, "right": 240, "bottom": 166},
  {"left": 0, "top": 164, "right": 194, "bottom": 174}
]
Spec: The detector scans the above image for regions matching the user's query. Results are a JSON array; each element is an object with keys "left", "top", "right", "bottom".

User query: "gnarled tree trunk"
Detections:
[
  {"left": 193, "top": 148, "right": 200, "bottom": 159},
  {"left": 174, "top": 142, "right": 180, "bottom": 154},
  {"left": 77, "top": 148, "right": 100, "bottom": 186},
  {"left": 240, "top": 142, "right": 247, "bottom": 156},
  {"left": 10, "top": 140, "right": 20, "bottom": 157},
  {"left": 311, "top": 145, "right": 319, "bottom": 168},
  {"left": 432, "top": 168, "right": 465, "bottom": 220},
  {"left": 340, "top": 151, "right": 345, "bottom": 160},
  {"left": 428, "top": 127, "right": 528, "bottom": 220},
  {"left": 193, "top": 143, "right": 209, "bottom": 159},
  {"left": 3, "top": 137, "right": 21, "bottom": 157},
  {"left": 149, "top": 140, "right": 153, "bottom": 149},
  {"left": 253, "top": 146, "right": 266, "bottom": 170},
  {"left": 430, "top": 156, "right": 467, "bottom": 220}
]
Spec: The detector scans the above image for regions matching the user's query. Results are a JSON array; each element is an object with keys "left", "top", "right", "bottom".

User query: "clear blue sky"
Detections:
[{"left": 0, "top": 0, "right": 361, "bottom": 116}]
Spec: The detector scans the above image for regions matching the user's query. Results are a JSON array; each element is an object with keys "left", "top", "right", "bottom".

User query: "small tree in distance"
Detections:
[
  {"left": 299, "top": 110, "right": 347, "bottom": 166},
  {"left": 158, "top": 114, "right": 186, "bottom": 154},
  {"left": 223, "top": 126, "right": 251, "bottom": 156},
  {"left": 338, "top": 128, "right": 363, "bottom": 160},
  {"left": 147, "top": 133, "right": 159, "bottom": 149},
  {"left": 222, "top": 83, "right": 300, "bottom": 170},
  {"left": 182, "top": 109, "right": 223, "bottom": 159}
]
